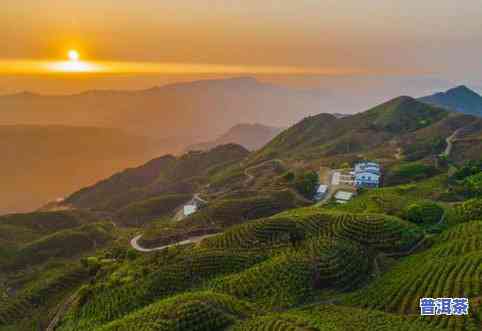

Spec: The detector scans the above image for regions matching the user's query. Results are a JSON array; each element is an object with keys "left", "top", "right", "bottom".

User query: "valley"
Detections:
[{"left": 1, "top": 91, "right": 482, "bottom": 331}]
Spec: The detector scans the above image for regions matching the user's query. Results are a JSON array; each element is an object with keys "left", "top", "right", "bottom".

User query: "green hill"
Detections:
[
  {"left": 140, "top": 189, "right": 308, "bottom": 248},
  {"left": 251, "top": 97, "right": 482, "bottom": 165},
  {"left": 343, "top": 220, "right": 482, "bottom": 330},
  {"left": 65, "top": 144, "right": 249, "bottom": 211},
  {"left": 4, "top": 96, "right": 482, "bottom": 331}
]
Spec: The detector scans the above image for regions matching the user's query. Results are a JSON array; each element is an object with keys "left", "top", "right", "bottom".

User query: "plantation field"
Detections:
[
  {"left": 0, "top": 264, "right": 90, "bottom": 330},
  {"left": 202, "top": 208, "right": 423, "bottom": 253},
  {"left": 208, "top": 237, "right": 370, "bottom": 309},
  {"left": 344, "top": 221, "right": 482, "bottom": 331},
  {"left": 232, "top": 304, "right": 444, "bottom": 331},
  {"left": 56, "top": 248, "right": 268, "bottom": 330},
  {"left": 140, "top": 189, "right": 307, "bottom": 248}
]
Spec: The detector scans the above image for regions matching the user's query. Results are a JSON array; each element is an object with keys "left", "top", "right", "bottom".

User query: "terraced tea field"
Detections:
[
  {"left": 344, "top": 221, "right": 482, "bottom": 331},
  {"left": 202, "top": 208, "right": 423, "bottom": 253}
]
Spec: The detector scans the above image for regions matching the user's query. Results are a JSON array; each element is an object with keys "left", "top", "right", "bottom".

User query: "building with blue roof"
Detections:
[{"left": 354, "top": 161, "right": 381, "bottom": 188}]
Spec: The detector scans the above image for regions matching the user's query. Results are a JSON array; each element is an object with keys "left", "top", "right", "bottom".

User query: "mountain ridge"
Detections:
[
  {"left": 419, "top": 85, "right": 482, "bottom": 117},
  {"left": 185, "top": 123, "right": 284, "bottom": 152}
]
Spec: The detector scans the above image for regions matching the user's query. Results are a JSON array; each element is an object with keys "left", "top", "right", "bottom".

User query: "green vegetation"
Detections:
[
  {"left": 0, "top": 211, "right": 101, "bottom": 268},
  {"left": 344, "top": 221, "right": 482, "bottom": 330},
  {"left": 293, "top": 170, "right": 318, "bottom": 199},
  {"left": 232, "top": 305, "right": 443, "bottom": 331},
  {"left": 384, "top": 161, "right": 439, "bottom": 186},
  {"left": 463, "top": 173, "right": 482, "bottom": 197},
  {"left": 94, "top": 292, "right": 255, "bottom": 331},
  {"left": 56, "top": 249, "right": 266, "bottom": 330},
  {"left": 140, "top": 190, "right": 307, "bottom": 248},
  {"left": 208, "top": 238, "right": 369, "bottom": 309},
  {"left": 451, "top": 198, "right": 482, "bottom": 223},
  {"left": 452, "top": 159, "right": 482, "bottom": 180},
  {"left": 250, "top": 97, "right": 462, "bottom": 165},
  {"left": 5, "top": 96, "right": 482, "bottom": 331},
  {"left": 66, "top": 144, "right": 249, "bottom": 211},
  {"left": 406, "top": 201, "right": 444, "bottom": 225},
  {"left": 202, "top": 209, "right": 422, "bottom": 253},
  {"left": 116, "top": 194, "right": 192, "bottom": 226},
  {"left": 334, "top": 175, "right": 449, "bottom": 218},
  {"left": 11, "top": 222, "right": 114, "bottom": 268},
  {"left": 0, "top": 264, "right": 90, "bottom": 329}
]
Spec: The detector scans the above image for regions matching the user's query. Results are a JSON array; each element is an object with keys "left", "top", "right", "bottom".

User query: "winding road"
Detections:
[
  {"left": 130, "top": 233, "right": 218, "bottom": 252},
  {"left": 441, "top": 129, "right": 461, "bottom": 157}
]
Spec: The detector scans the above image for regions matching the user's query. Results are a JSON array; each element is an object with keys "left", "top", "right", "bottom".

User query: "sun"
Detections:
[{"left": 68, "top": 50, "right": 80, "bottom": 61}]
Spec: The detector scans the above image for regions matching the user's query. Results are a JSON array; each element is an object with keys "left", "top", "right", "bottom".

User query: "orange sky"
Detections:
[{"left": 2, "top": 1, "right": 482, "bottom": 93}]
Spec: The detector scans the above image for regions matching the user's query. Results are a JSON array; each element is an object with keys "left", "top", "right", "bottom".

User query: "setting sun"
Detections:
[{"left": 68, "top": 50, "right": 80, "bottom": 61}]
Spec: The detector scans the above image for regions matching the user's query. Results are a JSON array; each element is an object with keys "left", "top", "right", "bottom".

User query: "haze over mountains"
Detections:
[
  {"left": 0, "top": 77, "right": 328, "bottom": 144},
  {"left": 185, "top": 123, "right": 283, "bottom": 152},
  {"left": 2, "top": 78, "right": 482, "bottom": 215},
  {"left": 0, "top": 125, "right": 161, "bottom": 214}
]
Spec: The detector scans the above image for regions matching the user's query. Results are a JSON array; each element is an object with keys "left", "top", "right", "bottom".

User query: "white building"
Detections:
[
  {"left": 182, "top": 195, "right": 207, "bottom": 217},
  {"left": 314, "top": 184, "right": 328, "bottom": 200},
  {"left": 183, "top": 204, "right": 197, "bottom": 216},
  {"left": 335, "top": 191, "right": 354, "bottom": 203},
  {"left": 354, "top": 161, "right": 381, "bottom": 188}
]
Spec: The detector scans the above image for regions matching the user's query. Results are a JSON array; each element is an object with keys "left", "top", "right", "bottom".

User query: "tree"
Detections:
[
  {"left": 406, "top": 202, "right": 444, "bottom": 225},
  {"left": 294, "top": 171, "right": 319, "bottom": 199},
  {"left": 452, "top": 159, "right": 482, "bottom": 180},
  {"left": 463, "top": 172, "right": 482, "bottom": 197},
  {"left": 458, "top": 198, "right": 482, "bottom": 222}
]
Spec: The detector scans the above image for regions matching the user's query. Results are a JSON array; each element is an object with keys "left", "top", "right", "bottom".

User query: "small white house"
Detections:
[
  {"left": 183, "top": 204, "right": 197, "bottom": 216},
  {"left": 314, "top": 184, "right": 328, "bottom": 200},
  {"left": 335, "top": 191, "right": 354, "bottom": 203}
]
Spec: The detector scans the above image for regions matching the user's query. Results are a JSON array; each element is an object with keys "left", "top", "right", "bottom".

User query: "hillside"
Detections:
[
  {"left": 251, "top": 96, "right": 482, "bottom": 165},
  {"left": 15, "top": 175, "right": 479, "bottom": 331},
  {"left": 0, "top": 125, "right": 162, "bottom": 215},
  {"left": 185, "top": 123, "right": 283, "bottom": 152},
  {"left": 0, "top": 210, "right": 110, "bottom": 269},
  {"left": 420, "top": 85, "right": 482, "bottom": 117},
  {"left": 3, "top": 94, "right": 482, "bottom": 331},
  {"left": 65, "top": 143, "right": 250, "bottom": 212}
]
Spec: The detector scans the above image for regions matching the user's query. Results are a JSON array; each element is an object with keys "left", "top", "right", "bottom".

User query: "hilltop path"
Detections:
[{"left": 243, "top": 159, "right": 284, "bottom": 185}]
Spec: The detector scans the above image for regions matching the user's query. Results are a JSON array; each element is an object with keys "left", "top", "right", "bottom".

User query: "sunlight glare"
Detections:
[
  {"left": 68, "top": 50, "right": 80, "bottom": 61},
  {"left": 46, "top": 60, "right": 99, "bottom": 73}
]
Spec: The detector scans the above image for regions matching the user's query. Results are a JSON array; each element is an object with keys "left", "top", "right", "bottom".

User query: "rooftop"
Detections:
[{"left": 334, "top": 191, "right": 354, "bottom": 201}]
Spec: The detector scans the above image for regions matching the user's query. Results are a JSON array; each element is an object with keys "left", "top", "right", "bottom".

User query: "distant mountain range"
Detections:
[
  {"left": 3, "top": 79, "right": 482, "bottom": 215},
  {"left": 185, "top": 123, "right": 283, "bottom": 152},
  {"left": 419, "top": 85, "right": 482, "bottom": 117},
  {"left": 0, "top": 77, "right": 330, "bottom": 146}
]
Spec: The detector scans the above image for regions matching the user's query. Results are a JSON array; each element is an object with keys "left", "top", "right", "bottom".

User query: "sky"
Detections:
[{"left": 2, "top": 1, "right": 482, "bottom": 94}]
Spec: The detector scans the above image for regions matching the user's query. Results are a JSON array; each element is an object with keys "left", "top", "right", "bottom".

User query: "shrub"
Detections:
[
  {"left": 457, "top": 198, "right": 482, "bottom": 222},
  {"left": 452, "top": 159, "right": 482, "bottom": 180},
  {"left": 385, "top": 162, "right": 438, "bottom": 185},
  {"left": 463, "top": 172, "right": 482, "bottom": 197},
  {"left": 294, "top": 171, "right": 319, "bottom": 199},
  {"left": 405, "top": 202, "right": 444, "bottom": 225}
]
